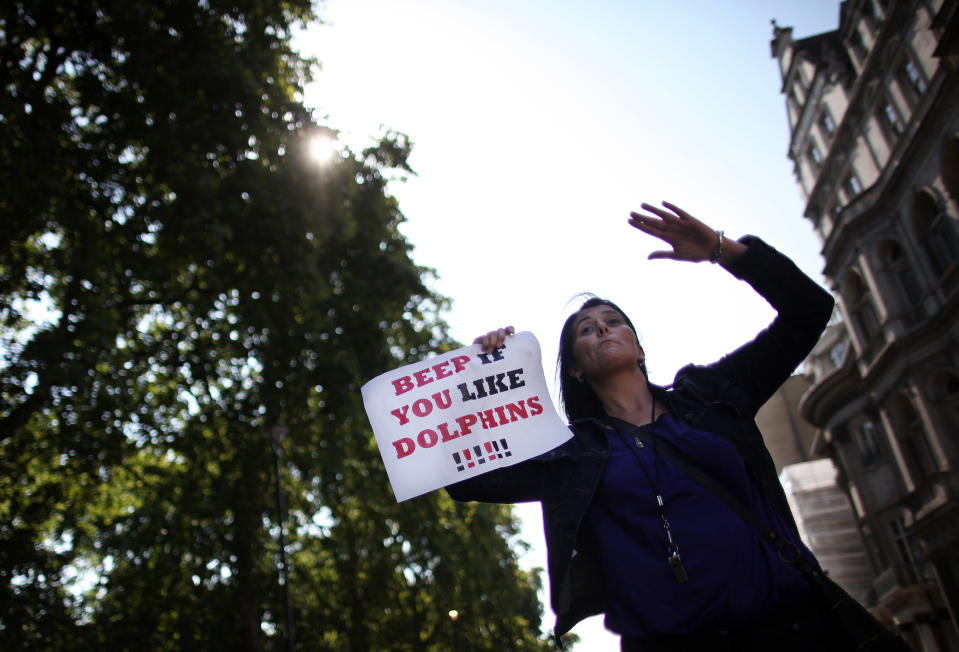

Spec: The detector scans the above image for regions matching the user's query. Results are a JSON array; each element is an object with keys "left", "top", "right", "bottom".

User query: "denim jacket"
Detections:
[{"left": 447, "top": 236, "right": 835, "bottom": 638}]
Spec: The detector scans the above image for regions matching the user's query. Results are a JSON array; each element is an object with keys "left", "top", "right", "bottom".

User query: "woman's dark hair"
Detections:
[{"left": 557, "top": 295, "right": 647, "bottom": 422}]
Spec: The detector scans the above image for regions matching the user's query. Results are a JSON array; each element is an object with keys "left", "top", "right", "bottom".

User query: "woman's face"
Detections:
[{"left": 569, "top": 304, "right": 644, "bottom": 381}]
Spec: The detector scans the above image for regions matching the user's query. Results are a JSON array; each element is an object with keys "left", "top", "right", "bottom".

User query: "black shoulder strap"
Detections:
[{"left": 628, "top": 424, "right": 820, "bottom": 577}]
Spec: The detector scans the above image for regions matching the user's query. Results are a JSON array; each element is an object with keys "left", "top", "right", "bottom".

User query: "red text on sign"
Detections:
[
  {"left": 390, "top": 395, "right": 544, "bottom": 459},
  {"left": 391, "top": 355, "right": 471, "bottom": 396}
]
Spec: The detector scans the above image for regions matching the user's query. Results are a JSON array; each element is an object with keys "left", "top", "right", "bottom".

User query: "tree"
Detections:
[{"left": 0, "top": 1, "right": 551, "bottom": 649}]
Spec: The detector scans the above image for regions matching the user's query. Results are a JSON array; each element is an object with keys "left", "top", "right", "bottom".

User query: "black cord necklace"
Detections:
[{"left": 605, "top": 401, "right": 689, "bottom": 584}]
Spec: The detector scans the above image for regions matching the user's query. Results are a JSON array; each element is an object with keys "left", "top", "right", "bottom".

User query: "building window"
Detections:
[
  {"left": 883, "top": 104, "right": 901, "bottom": 131},
  {"left": 946, "top": 374, "right": 959, "bottom": 402},
  {"left": 880, "top": 240, "right": 923, "bottom": 308},
  {"left": 854, "top": 420, "right": 883, "bottom": 466},
  {"left": 930, "top": 371, "right": 959, "bottom": 430},
  {"left": 808, "top": 142, "right": 823, "bottom": 169},
  {"left": 944, "top": 135, "right": 959, "bottom": 202},
  {"left": 905, "top": 402, "right": 937, "bottom": 476},
  {"left": 890, "top": 392, "right": 938, "bottom": 481},
  {"left": 844, "top": 270, "right": 881, "bottom": 341},
  {"left": 829, "top": 339, "right": 848, "bottom": 367},
  {"left": 878, "top": 99, "right": 905, "bottom": 141},
  {"left": 898, "top": 56, "right": 927, "bottom": 106},
  {"left": 818, "top": 110, "right": 837, "bottom": 141},
  {"left": 912, "top": 189, "right": 959, "bottom": 277},
  {"left": 890, "top": 517, "right": 925, "bottom": 583},
  {"left": 945, "top": 373, "right": 959, "bottom": 406},
  {"left": 842, "top": 172, "right": 863, "bottom": 200}
]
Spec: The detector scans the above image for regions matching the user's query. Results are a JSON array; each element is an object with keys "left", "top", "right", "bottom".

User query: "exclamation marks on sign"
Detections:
[
  {"left": 452, "top": 439, "right": 512, "bottom": 472},
  {"left": 484, "top": 439, "right": 512, "bottom": 462}
]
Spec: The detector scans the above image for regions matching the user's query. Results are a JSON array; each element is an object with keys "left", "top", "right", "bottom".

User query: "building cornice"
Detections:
[{"left": 800, "top": 347, "right": 861, "bottom": 428}]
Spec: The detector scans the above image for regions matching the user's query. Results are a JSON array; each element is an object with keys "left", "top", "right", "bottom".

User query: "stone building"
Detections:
[
  {"left": 770, "top": 1, "right": 959, "bottom": 649},
  {"left": 757, "top": 377, "right": 877, "bottom": 603},
  {"left": 782, "top": 458, "right": 877, "bottom": 603}
]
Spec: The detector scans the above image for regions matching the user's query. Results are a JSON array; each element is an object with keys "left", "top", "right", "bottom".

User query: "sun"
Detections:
[{"left": 308, "top": 134, "right": 337, "bottom": 163}]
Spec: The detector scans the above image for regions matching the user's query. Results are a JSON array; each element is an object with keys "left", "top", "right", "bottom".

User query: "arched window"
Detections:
[
  {"left": 889, "top": 515, "right": 925, "bottom": 583},
  {"left": 889, "top": 392, "right": 937, "bottom": 482},
  {"left": 877, "top": 239, "right": 923, "bottom": 310},
  {"left": 853, "top": 418, "right": 885, "bottom": 467},
  {"left": 943, "top": 134, "right": 959, "bottom": 202},
  {"left": 930, "top": 370, "right": 959, "bottom": 431},
  {"left": 912, "top": 188, "right": 959, "bottom": 276},
  {"left": 843, "top": 270, "right": 881, "bottom": 341}
]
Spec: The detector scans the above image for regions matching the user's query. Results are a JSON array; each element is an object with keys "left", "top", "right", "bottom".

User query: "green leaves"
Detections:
[{"left": 1, "top": 2, "right": 551, "bottom": 650}]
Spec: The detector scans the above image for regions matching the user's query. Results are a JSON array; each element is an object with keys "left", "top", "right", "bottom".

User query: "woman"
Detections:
[{"left": 448, "top": 201, "right": 840, "bottom": 651}]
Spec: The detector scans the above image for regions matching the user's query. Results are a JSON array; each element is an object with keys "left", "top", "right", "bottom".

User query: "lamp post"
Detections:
[
  {"left": 448, "top": 609, "right": 459, "bottom": 650},
  {"left": 269, "top": 425, "right": 295, "bottom": 652}
]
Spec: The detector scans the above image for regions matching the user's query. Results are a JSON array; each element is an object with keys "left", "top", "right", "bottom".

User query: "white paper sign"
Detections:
[{"left": 361, "top": 331, "right": 572, "bottom": 502}]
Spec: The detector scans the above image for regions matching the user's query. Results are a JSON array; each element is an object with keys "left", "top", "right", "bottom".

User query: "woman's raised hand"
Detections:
[
  {"left": 628, "top": 201, "right": 724, "bottom": 263},
  {"left": 473, "top": 326, "right": 515, "bottom": 354}
]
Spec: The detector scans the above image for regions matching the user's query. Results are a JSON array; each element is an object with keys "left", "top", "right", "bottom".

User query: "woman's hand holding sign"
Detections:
[{"left": 474, "top": 325, "right": 515, "bottom": 355}]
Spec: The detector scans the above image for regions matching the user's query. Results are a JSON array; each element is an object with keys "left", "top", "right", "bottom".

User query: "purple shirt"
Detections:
[{"left": 582, "top": 413, "right": 813, "bottom": 638}]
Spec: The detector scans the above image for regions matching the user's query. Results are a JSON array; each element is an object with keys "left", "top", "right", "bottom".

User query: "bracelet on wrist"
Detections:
[{"left": 710, "top": 230, "right": 724, "bottom": 264}]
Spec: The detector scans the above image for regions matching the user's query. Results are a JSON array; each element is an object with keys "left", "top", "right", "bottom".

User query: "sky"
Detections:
[{"left": 297, "top": 1, "right": 842, "bottom": 648}]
